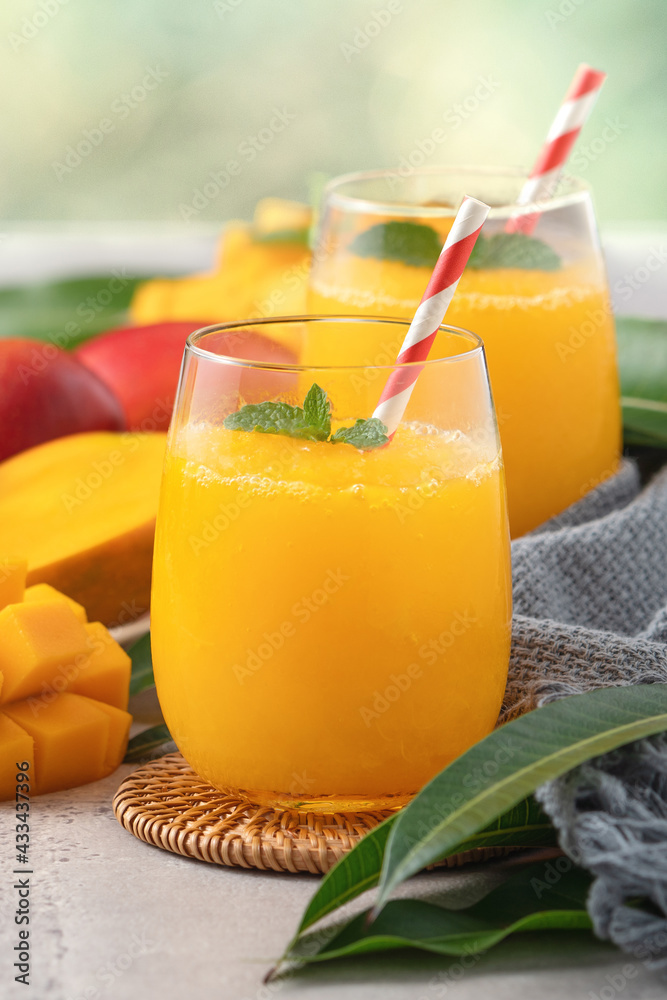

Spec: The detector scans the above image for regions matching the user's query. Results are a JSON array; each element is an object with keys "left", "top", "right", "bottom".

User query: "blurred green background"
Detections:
[{"left": 1, "top": 0, "right": 664, "bottom": 225}]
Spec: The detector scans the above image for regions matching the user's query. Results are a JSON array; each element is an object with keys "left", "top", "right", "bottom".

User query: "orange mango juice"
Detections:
[
  {"left": 308, "top": 254, "right": 620, "bottom": 537},
  {"left": 151, "top": 419, "right": 511, "bottom": 810}
]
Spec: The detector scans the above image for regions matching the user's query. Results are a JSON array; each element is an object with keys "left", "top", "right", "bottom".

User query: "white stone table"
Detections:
[{"left": 2, "top": 760, "right": 665, "bottom": 999}]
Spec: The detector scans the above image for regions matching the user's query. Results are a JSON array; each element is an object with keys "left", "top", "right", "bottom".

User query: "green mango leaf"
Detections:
[
  {"left": 296, "top": 819, "right": 394, "bottom": 936},
  {"left": 253, "top": 228, "right": 310, "bottom": 247},
  {"left": 295, "top": 796, "right": 555, "bottom": 937},
  {"left": 0, "top": 275, "right": 143, "bottom": 348},
  {"left": 282, "top": 863, "right": 592, "bottom": 971},
  {"left": 124, "top": 723, "right": 174, "bottom": 763},
  {"left": 375, "top": 684, "right": 667, "bottom": 912},
  {"left": 128, "top": 633, "right": 154, "bottom": 698},
  {"left": 617, "top": 317, "right": 667, "bottom": 447},
  {"left": 622, "top": 399, "right": 667, "bottom": 448}
]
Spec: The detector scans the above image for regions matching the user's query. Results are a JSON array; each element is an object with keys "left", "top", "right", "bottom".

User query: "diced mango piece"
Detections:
[
  {"left": 0, "top": 601, "right": 90, "bottom": 704},
  {"left": 0, "top": 584, "right": 135, "bottom": 798},
  {"left": 67, "top": 622, "right": 131, "bottom": 709},
  {"left": 0, "top": 713, "right": 34, "bottom": 800},
  {"left": 23, "top": 584, "right": 87, "bottom": 623},
  {"left": 75, "top": 695, "right": 131, "bottom": 772},
  {"left": 131, "top": 217, "right": 311, "bottom": 336},
  {"left": 0, "top": 558, "right": 28, "bottom": 611},
  {"left": 252, "top": 197, "right": 312, "bottom": 237},
  {"left": 4, "top": 693, "right": 111, "bottom": 795}
]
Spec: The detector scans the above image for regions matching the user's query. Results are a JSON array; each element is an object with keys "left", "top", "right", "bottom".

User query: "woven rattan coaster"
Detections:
[{"left": 113, "top": 753, "right": 514, "bottom": 874}]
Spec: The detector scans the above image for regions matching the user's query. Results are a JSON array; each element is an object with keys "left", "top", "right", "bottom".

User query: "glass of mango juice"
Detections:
[
  {"left": 307, "top": 168, "right": 621, "bottom": 537},
  {"left": 151, "top": 317, "right": 511, "bottom": 812}
]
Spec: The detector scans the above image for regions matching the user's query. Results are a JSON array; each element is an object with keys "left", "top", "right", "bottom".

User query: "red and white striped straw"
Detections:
[
  {"left": 506, "top": 63, "right": 606, "bottom": 235},
  {"left": 373, "top": 196, "right": 490, "bottom": 438}
]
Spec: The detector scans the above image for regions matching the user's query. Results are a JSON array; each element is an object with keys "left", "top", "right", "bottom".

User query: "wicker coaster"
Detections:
[{"left": 114, "top": 753, "right": 517, "bottom": 875}]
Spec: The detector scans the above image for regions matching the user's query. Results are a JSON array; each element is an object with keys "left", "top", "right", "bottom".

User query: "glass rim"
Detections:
[
  {"left": 323, "top": 165, "right": 591, "bottom": 219},
  {"left": 186, "top": 316, "right": 484, "bottom": 372}
]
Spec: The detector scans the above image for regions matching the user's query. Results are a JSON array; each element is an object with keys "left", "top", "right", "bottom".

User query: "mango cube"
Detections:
[
  {"left": 4, "top": 693, "right": 112, "bottom": 795},
  {"left": 23, "top": 583, "right": 87, "bottom": 623},
  {"left": 0, "top": 712, "right": 34, "bottom": 800},
  {"left": 0, "top": 558, "right": 27, "bottom": 611},
  {"left": 0, "top": 601, "right": 90, "bottom": 705},
  {"left": 76, "top": 695, "right": 132, "bottom": 772},
  {"left": 67, "top": 622, "right": 131, "bottom": 709},
  {"left": 0, "top": 577, "right": 135, "bottom": 798}
]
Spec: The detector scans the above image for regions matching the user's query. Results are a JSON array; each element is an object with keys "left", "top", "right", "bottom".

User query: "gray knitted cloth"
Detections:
[
  {"left": 537, "top": 735, "right": 667, "bottom": 977},
  {"left": 503, "top": 459, "right": 667, "bottom": 972},
  {"left": 502, "top": 460, "right": 667, "bottom": 722}
]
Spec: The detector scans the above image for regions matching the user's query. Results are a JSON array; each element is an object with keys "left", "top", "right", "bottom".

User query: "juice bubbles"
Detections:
[
  {"left": 307, "top": 169, "right": 621, "bottom": 537},
  {"left": 151, "top": 319, "right": 511, "bottom": 811}
]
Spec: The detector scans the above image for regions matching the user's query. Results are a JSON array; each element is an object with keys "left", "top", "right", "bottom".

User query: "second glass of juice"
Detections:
[
  {"left": 307, "top": 168, "right": 621, "bottom": 536},
  {"left": 151, "top": 317, "right": 511, "bottom": 812}
]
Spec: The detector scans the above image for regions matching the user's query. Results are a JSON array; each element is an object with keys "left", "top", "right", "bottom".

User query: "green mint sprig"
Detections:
[
  {"left": 349, "top": 219, "right": 561, "bottom": 271},
  {"left": 468, "top": 231, "right": 561, "bottom": 271},
  {"left": 349, "top": 220, "right": 442, "bottom": 268},
  {"left": 224, "top": 384, "right": 389, "bottom": 450},
  {"left": 330, "top": 418, "right": 390, "bottom": 449}
]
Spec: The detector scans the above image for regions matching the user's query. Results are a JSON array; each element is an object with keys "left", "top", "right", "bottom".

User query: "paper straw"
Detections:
[
  {"left": 372, "top": 196, "right": 490, "bottom": 438},
  {"left": 506, "top": 63, "right": 607, "bottom": 235}
]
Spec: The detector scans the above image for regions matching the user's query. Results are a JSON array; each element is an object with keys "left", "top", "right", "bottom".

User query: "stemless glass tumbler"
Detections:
[
  {"left": 151, "top": 317, "right": 511, "bottom": 812},
  {"left": 307, "top": 168, "right": 621, "bottom": 536}
]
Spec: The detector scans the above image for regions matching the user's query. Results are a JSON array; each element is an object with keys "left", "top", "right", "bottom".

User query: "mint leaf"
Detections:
[
  {"left": 349, "top": 221, "right": 441, "bottom": 268},
  {"left": 331, "top": 418, "right": 389, "bottom": 450},
  {"left": 225, "top": 385, "right": 389, "bottom": 450},
  {"left": 303, "top": 383, "right": 331, "bottom": 438},
  {"left": 468, "top": 232, "right": 561, "bottom": 271},
  {"left": 349, "top": 222, "right": 561, "bottom": 272},
  {"left": 224, "top": 399, "right": 329, "bottom": 441}
]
